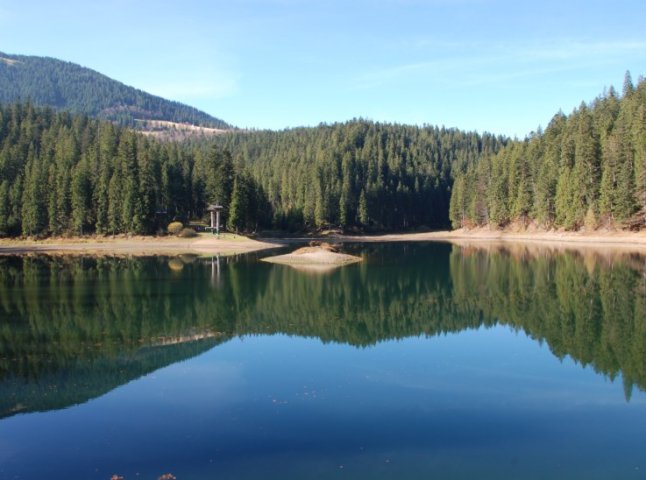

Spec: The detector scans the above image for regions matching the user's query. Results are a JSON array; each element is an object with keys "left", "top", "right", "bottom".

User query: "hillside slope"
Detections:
[
  {"left": 0, "top": 51, "right": 230, "bottom": 131},
  {"left": 449, "top": 74, "right": 646, "bottom": 231}
]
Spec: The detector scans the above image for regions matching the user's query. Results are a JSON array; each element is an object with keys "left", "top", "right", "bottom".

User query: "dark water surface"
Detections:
[{"left": 0, "top": 243, "right": 645, "bottom": 479}]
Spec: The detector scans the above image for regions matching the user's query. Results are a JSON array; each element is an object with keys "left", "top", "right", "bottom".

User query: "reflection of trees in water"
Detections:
[
  {"left": 0, "top": 257, "right": 231, "bottom": 376},
  {"left": 450, "top": 246, "right": 646, "bottom": 400},
  {"left": 0, "top": 339, "right": 220, "bottom": 418},
  {"left": 242, "top": 243, "right": 486, "bottom": 344},
  {"left": 0, "top": 245, "right": 645, "bottom": 417},
  {"left": 0, "top": 255, "right": 245, "bottom": 418}
]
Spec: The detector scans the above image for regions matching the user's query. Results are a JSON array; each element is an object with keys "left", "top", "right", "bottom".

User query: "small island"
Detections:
[{"left": 261, "top": 243, "right": 362, "bottom": 270}]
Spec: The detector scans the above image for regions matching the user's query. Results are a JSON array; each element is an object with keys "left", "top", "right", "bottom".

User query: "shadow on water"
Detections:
[{"left": 0, "top": 242, "right": 645, "bottom": 417}]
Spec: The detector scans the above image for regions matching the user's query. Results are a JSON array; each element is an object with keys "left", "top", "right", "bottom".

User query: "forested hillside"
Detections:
[
  {"left": 450, "top": 73, "right": 646, "bottom": 230},
  {"left": 209, "top": 122, "right": 504, "bottom": 231},
  {"left": 0, "top": 52, "right": 230, "bottom": 129},
  {"left": 2, "top": 51, "right": 644, "bottom": 236},
  {"left": 0, "top": 103, "right": 503, "bottom": 237},
  {"left": 0, "top": 103, "right": 267, "bottom": 236}
]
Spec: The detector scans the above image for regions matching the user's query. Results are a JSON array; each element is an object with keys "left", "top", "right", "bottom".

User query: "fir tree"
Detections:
[
  {"left": 227, "top": 177, "right": 246, "bottom": 232},
  {"left": 71, "top": 156, "right": 91, "bottom": 235},
  {"left": 358, "top": 189, "right": 369, "bottom": 226},
  {"left": 0, "top": 180, "right": 8, "bottom": 235},
  {"left": 623, "top": 70, "right": 634, "bottom": 98}
]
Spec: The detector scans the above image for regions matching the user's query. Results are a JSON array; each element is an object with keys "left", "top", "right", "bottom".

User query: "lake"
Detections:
[{"left": 0, "top": 242, "right": 645, "bottom": 479}]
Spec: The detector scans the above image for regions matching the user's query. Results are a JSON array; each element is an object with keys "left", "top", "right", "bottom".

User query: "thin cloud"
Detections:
[
  {"left": 146, "top": 75, "right": 239, "bottom": 101},
  {"left": 351, "top": 39, "right": 646, "bottom": 90},
  {"left": 351, "top": 55, "right": 497, "bottom": 90},
  {"left": 523, "top": 40, "right": 646, "bottom": 61}
]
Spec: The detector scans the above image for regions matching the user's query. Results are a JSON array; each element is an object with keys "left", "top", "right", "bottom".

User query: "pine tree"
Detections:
[
  {"left": 631, "top": 101, "right": 646, "bottom": 225},
  {"left": 94, "top": 124, "right": 117, "bottom": 234},
  {"left": 487, "top": 152, "right": 509, "bottom": 226},
  {"left": 71, "top": 156, "right": 91, "bottom": 234},
  {"left": 339, "top": 189, "right": 348, "bottom": 228},
  {"left": 118, "top": 132, "right": 141, "bottom": 233},
  {"left": 205, "top": 145, "right": 234, "bottom": 208},
  {"left": 8, "top": 174, "right": 23, "bottom": 234},
  {"left": 0, "top": 181, "right": 9, "bottom": 235},
  {"left": 137, "top": 143, "right": 157, "bottom": 234},
  {"left": 20, "top": 151, "right": 45, "bottom": 236},
  {"left": 227, "top": 176, "right": 247, "bottom": 232},
  {"left": 358, "top": 189, "right": 369, "bottom": 227},
  {"left": 314, "top": 168, "right": 328, "bottom": 228},
  {"left": 555, "top": 167, "right": 574, "bottom": 228},
  {"left": 449, "top": 175, "right": 466, "bottom": 228},
  {"left": 107, "top": 170, "right": 123, "bottom": 234},
  {"left": 511, "top": 145, "right": 532, "bottom": 223},
  {"left": 570, "top": 105, "right": 601, "bottom": 227},
  {"left": 623, "top": 71, "right": 634, "bottom": 98},
  {"left": 94, "top": 160, "right": 111, "bottom": 234},
  {"left": 470, "top": 158, "right": 490, "bottom": 226}
]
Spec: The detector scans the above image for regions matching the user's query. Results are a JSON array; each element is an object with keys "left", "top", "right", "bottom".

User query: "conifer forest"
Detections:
[
  {"left": 0, "top": 74, "right": 644, "bottom": 237},
  {"left": 450, "top": 74, "right": 646, "bottom": 230}
]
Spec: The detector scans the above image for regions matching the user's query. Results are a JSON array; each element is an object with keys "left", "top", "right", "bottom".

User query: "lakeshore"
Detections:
[
  {"left": 2, "top": 229, "right": 646, "bottom": 256},
  {"left": 0, "top": 233, "right": 282, "bottom": 256},
  {"left": 333, "top": 228, "right": 646, "bottom": 253}
]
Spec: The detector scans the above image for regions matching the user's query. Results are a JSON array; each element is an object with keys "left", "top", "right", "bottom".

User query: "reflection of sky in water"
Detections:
[
  {"left": 1, "top": 244, "right": 646, "bottom": 480},
  {"left": 2, "top": 326, "right": 645, "bottom": 479}
]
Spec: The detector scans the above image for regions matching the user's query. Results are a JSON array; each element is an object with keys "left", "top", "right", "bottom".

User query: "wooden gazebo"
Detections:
[{"left": 206, "top": 204, "right": 224, "bottom": 236}]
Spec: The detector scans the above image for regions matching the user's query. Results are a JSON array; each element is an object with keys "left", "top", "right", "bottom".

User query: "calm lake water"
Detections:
[{"left": 0, "top": 243, "right": 645, "bottom": 479}]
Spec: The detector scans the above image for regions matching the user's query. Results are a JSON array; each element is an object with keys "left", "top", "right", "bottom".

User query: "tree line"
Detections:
[
  {"left": 0, "top": 102, "right": 268, "bottom": 237},
  {"left": 0, "top": 103, "right": 503, "bottom": 237},
  {"left": 450, "top": 73, "right": 646, "bottom": 230},
  {"left": 207, "top": 121, "right": 504, "bottom": 231}
]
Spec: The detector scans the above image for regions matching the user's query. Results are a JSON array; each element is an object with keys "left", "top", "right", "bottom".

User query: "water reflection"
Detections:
[{"left": 0, "top": 243, "right": 645, "bottom": 418}]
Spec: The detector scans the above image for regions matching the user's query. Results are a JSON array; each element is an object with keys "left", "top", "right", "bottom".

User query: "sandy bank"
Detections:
[
  {"left": 0, "top": 233, "right": 282, "bottom": 256},
  {"left": 262, "top": 246, "right": 362, "bottom": 270},
  {"left": 3, "top": 229, "right": 646, "bottom": 257},
  {"left": 329, "top": 229, "right": 646, "bottom": 253}
]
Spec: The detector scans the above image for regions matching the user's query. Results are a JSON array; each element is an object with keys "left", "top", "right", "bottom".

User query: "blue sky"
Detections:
[{"left": 0, "top": 0, "right": 644, "bottom": 137}]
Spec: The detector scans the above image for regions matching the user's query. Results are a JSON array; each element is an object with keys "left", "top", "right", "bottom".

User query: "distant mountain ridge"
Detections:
[{"left": 0, "top": 51, "right": 231, "bottom": 132}]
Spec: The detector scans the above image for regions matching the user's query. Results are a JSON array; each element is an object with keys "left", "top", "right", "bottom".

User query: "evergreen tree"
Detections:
[
  {"left": 450, "top": 76, "right": 646, "bottom": 231},
  {"left": 339, "top": 189, "right": 348, "bottom": 228},
  {"left": 533, "top": 114, "right": 564, "bottom": 226},
  {"left": 0, "top": 180, "right": 8, "bottom": 235},
  {"left": 20, "top": 151, "right": 45, "bottom": 236},
  {"left": 70, "top": 158, "right": 91, "bottom": 234},
  {"left": 449, "top": 175, "right": 466, "bottom": 228},
  {"left": 118, "top": 132, "right": 141, "bottom": 233},
  {"left": 358, "top": 189, "right": 369, "bottom": 227},
  {"left": 630, "top": 95, "right": 646, "bottom": 225},
  {"left": 205, "top": 145, "right": 234, "bottom": 207},
  {"left": 137, "top": 142, "right": 157, "bottom": 234},
  {"left": 623, "top": 70, "right": 634, "bottom": 97},
  {"left": 227, "top": 176, "right": 247, "bottom": 232},
  {"left": 487, "top": 152, "right": 509, "bottom": 226},
  {"left": 107, "top": 170, "right": 123, "bottom": 234},
  {"left": 8, "top": 174, "right": 23, "bottom": 235}
]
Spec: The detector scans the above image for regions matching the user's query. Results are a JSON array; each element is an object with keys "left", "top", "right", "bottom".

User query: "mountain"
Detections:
[{"left": 0, "top": 51, "right": 231, "bottom": 133}]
